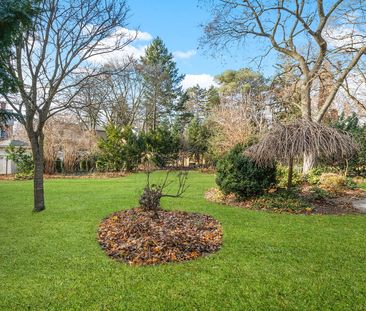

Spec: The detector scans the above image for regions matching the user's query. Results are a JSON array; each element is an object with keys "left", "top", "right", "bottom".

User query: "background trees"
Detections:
[
  {"left": 0, "top": 0, "right": 133, "bottom": 211},
  {"left": 202, "top": 0, "right": 366, "bottom": 172}
]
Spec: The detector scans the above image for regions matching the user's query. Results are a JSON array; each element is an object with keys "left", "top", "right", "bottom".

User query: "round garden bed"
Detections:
[{"left": 97, "top": 208, "right": 223, "bottom": 265}]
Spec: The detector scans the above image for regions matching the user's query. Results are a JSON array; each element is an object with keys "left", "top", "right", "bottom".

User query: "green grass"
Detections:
[{"left": 1, "top": 172, "right": 366, "bottom": 310}]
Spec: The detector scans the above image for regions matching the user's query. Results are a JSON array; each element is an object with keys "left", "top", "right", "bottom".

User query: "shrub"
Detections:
[
  {"left": 345, "top": 178, "right": 358, "bottom": 190},
  {"left": 252, "top": 190, "right": 310, "bottom": 212},
  {"left": 307, "top": 186, "right": 331, "bottom": 201},
  {"left": 142, "top": 125, "right": 181, "bottom": 167},
  {"left": 331, "top": 113, "right": 366, "bottom": 176},
  {"left": 306, "top": 166, "right": 341, "bottom": 185},
  {"left": 5, "top": 145, "right": 34, "bottom": 179},
  {"left": 97, "top": 124, "right": 144, "bottom": 172},
  {"left": 216, "top": 144, "right": 276, "bottom": 200},
  {"left": 276, "top": 164, "right": 303, "bottom": 188},
  {"left": 318, "top": 173, "right": 346, "bottom": 192}
]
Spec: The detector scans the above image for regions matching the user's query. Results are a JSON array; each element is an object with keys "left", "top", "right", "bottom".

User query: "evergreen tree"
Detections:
[
  {"left": 140, "top": 37, "right": 184, "bottom": 131},
  {"left": 0, "top": 0, "right": 39, "bottom": 94},
  {"left": 186, "top": 85, "right": 208, "bottom": 120},
  {"left": 187, "top": 117, "right": 211, "bottom": 165}
]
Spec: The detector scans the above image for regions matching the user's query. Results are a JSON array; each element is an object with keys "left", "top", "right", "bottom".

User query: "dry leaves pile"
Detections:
[{"left": 97, "top": 208, "right": 223, "bottom": 265}]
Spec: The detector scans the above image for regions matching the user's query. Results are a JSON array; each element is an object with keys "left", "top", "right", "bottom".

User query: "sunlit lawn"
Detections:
[{"left": 1, "top": 172, "right": 366, "bottom": 310}]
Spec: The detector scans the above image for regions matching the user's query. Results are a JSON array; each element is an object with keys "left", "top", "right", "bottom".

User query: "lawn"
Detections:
[{"left": 1, "top": 172, "right": 366, "bottom": 310}]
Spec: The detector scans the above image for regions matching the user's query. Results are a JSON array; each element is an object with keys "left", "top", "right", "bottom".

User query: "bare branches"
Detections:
[
  {"left": 161, "top": 172, "right": 189, "bottom": 198},
  {"left": 139, "top": 171, "right": 189, "bottom": 212},
  {"left": 201, "top": 0, "right": 366, "bottom": 120}
]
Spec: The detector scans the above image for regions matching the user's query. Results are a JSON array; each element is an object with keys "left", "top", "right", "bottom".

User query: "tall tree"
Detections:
[
  {"left": 185, "top": 85, "right": 208, "bottom": 120},
  {"left": 141, "top": 37, "right": 184, "bottom": 131},
  {"left": 202, "top": 0, "right": 366, "bottom": 172},
  {"left": 215, "top": 68, "right": 269, "bottom": 131},
  {"left": 1, "top": 0, "right": 133, "bottom": 212}
]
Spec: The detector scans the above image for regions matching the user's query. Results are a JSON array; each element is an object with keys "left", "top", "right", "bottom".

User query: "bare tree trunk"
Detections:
[
  {"left": 303, "top": 153, "right": 316, "bottom": 174},
  {"left": 287, "top": 157, "right": 294, "bottom": 190},
  {"left": 29, "top": 131, "right": 45, "bottom": 212},
  {"left": 301, "top": 82, "right": 316, "bottom": 173}
]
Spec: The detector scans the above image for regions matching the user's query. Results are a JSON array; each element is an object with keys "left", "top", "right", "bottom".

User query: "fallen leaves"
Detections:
[{"left": 97, "top": 208, "right": 223, "bottom": 266}]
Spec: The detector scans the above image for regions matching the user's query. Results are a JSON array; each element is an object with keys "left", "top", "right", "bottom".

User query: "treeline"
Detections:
[{"left": 12, "top": 37, "right": 366, "bottom": 175}]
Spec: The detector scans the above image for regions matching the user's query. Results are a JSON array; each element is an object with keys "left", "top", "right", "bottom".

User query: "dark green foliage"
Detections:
[
  {"left": 0, "top": 0, "right": 39, "bottom": 93},
  {"left": 142, "top": 125, "right": 181, "bottom": 167},
  {"left": 307, "top": 186, "right": 331, "bottom": 201},
  {"left": 97, "top": 123, "right": 181, "bottom": 171},
  {"left": 276, "top": 164, "right": 303, "bottom": 188},
  {"left": 187, "top": 117, "right": 211, "bottom": 164},
  {"left": 141, "top": 37, "right": 185, "bottom": 130},
  {"left": 252, "top": 189, "right": 310, "bottom": 212},
  {"left": 216, "top": 144, "right": 276, "bottom": 199},
  {"left": 0, "top": 109, "right": 19, "bottom": 127},
  {"left": 331, "top": 113, "right": 366, "bottom": 176},
  {"left": 5, "top": 144, "right": 33, "bottom": 179},
  {"left": 97, "top": 124, "right": 144, "bottom": 172}
]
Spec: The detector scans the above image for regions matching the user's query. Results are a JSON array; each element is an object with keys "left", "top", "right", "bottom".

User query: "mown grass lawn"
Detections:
[{"left": 1, "top": 171, "right": 366, "bottom": 310}]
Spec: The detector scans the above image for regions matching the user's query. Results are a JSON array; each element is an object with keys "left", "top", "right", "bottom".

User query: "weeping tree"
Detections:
[{"left": 245, "top": 119, "right": 358, "bottom": 189}]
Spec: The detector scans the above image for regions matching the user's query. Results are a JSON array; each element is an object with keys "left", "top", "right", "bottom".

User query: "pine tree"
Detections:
[{"left": 140, "top": 37, "right": 184, "bottom": 131}]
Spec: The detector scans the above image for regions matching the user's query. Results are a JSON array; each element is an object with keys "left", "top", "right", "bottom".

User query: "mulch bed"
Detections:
[
  {"left": 97, "top": 208, "right": 223, "bottom": 265},
  {"left": 205, "top": 187, "right": 366, "bottom": 215}
]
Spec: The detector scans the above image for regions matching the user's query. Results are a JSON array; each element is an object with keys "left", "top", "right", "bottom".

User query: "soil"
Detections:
[{"left": 97, "top": 208, "right": 223, "bottom": 265}]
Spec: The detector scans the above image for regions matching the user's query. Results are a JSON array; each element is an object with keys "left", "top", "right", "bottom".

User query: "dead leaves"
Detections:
[{"left": 97, "top": 208, "right": 223, "bottom": 266}]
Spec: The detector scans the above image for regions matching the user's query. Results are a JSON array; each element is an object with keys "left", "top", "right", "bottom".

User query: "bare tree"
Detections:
[
  {"left": 202, "top": 0, "right": 366, "bottom": 171},
  {"left": 0, "top": 0, "right": 134, "bottom": 211},
  {"left": 71, "top": 59, "right": 146, "bottom": 130}
]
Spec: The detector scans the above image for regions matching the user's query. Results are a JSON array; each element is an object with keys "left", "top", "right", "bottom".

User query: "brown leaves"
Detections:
[{"left": 97, "top": 208, "right": 223, "bottom": 265}]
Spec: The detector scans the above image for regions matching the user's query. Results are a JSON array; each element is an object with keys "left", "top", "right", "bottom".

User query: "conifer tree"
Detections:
[{"left": 141, "top": 37, "right": 184, "bottom": 131}]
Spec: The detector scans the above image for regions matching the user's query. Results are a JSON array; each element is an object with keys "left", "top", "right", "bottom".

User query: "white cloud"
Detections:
[
  {"left": 87, "top": 27, "right": 153, "bottom": 64},
  {"left": 325, "top": 25, "right": 365, "bottom": 50},
  {"left": 116, "top": 28, "right": 153, "bottom": 41},
  {"left": 182, "top": 74, "right": 217, "bottom": 90},
  {"left": 173, "top": 49, "right": 197, "bottom": 59}
]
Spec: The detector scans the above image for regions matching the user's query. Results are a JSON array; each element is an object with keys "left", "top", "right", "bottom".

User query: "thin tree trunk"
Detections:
[
  {"left": 302, "top": 153, "right": 316, "bottom": 174},
  {"left": 287, "top": 157, "right": 294, "bottom": 190},
  {"left": 301, "top": 83, "right": 316, "bottom": 173},
  {"left": 29, "top": 131, "right": 46, "bottom": 212}
]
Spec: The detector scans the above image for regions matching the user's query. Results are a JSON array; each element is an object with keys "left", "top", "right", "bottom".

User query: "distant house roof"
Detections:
[{"left": 0, "top": 139, "right": 29, "bottom": 148}]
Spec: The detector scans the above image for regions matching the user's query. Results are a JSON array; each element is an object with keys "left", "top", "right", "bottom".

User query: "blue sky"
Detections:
[{"left": 126, "top": 0, "right": 277, "bottom": 88}]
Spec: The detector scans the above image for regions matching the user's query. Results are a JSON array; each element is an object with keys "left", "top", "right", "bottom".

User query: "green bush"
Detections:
[
  {"left": 306, "top": 166, "right": 341, "bottom": 185},
  {"left": 331, "top": 113, "right": 366, "bottom": 176},
  {"left": 5, "top": 144, "right": 33, "bottom": 179},
  {"left": 276, "top": 164, "right": 303, "bottom": 188},
  {"left": 97, "top": 124, "right": 144, "bottom": 172},
  {"left": 345, "top": 178, "right": 358, "bottom": 190},
  {"left": 307, "top": 186, "right": 331, "bottom": 201},
  {"left": 216, "top": 144, "right": 276, "bottom": 200},
  {"left": 142, "top": 125, "right": 181, "bottom": 167}
]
